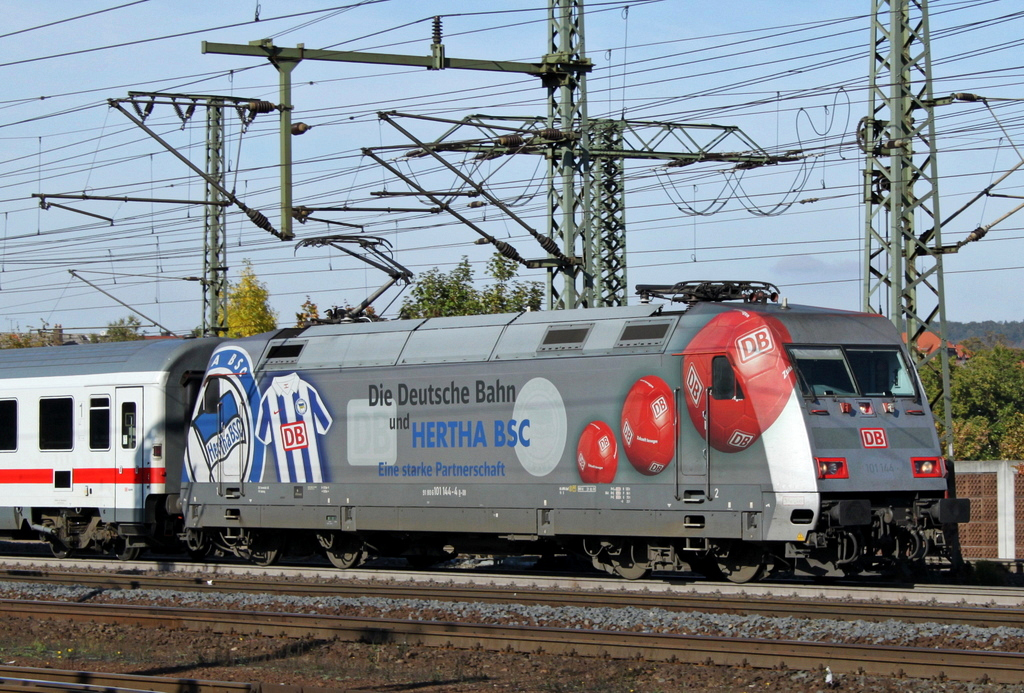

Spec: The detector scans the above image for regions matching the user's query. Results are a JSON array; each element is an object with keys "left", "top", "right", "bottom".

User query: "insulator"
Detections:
[
  {"left": 493, "top": 240, "right": 524, "bottom": 264},
  {"left": 291, "top": 122, "right": 310, "bottom": 135},
  {"left": 247, "top": 100, "right": 276, "bottom": 115},
  {"left": 245, "top": 207, "right": 273, "bottom": 231},
  {"left": 540, "top": 128, "right": 565, "bottom": 141},
  {"left": 432, "top": 16, "right": 443, "bottom": 45},
  {"left": 537, "top": 235, "right": 561, "bottom": 256},
  {"left": 467, "top": 200, "right": 486, "bottom": 208},
  {"left": 497, "top": 134, "right": 524, "bottom": 147}
]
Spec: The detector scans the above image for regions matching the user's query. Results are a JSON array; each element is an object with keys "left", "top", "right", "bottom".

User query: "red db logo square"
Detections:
[{"left": 860, "top": 428, "right": 888, "bottom": 448}]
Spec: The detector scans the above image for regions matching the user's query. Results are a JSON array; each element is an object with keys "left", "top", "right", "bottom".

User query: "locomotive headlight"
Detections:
[
  {"left": 911, "top": 457, "right": 944, "bottom": 478},
  {"left": 815, "top": 457, "right": 849, "bottom": 480}
]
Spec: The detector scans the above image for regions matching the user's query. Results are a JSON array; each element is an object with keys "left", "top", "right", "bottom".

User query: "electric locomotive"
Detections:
[{"left": 181, "top": 281, "right": 969, "bottom": 581}]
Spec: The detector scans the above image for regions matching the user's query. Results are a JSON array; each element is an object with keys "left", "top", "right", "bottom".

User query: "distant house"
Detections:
[{"left": 903, "top": 331, "right": 969, "bottom": 363}]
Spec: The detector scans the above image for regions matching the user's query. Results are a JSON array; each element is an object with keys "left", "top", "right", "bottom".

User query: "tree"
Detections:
[
  {"left": 0, "top": 320, "right": 55, "bottom": 349},
  {"left": 479, "top": 253, "right": 545, "bottom": 315},
  {"left": 916, "top": 341, "right": 1024, "bottom": 460},
  {"left": 295, "top": 296, "right": 320, "bottom": 327},
  {"left": 103, "top": 315, "right": 144, "bottom": 342},
  {"left": 225, "top": 260, "right": 277, "bottom": 338},
  {"left": 400, "top": 254, "right": 543, "bottom": 319},
  {"left": 0, "top": 331, "right": 50, "bottom": 349}
]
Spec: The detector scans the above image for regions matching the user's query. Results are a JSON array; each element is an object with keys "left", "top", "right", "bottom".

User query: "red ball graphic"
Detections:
[
  {"left": 620, "top": 376, "right": 676, "bottom": 475},
  {"left": 682, "top": 310, "right": 795, "bottom": 453},
  {"left": 576, "top": 421, "right": 618, "bottom": 484}
]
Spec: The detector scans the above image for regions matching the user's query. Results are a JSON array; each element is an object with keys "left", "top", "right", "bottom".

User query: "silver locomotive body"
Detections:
[{"left": 182, "top": 297, "right": 968, "bottom": 580}]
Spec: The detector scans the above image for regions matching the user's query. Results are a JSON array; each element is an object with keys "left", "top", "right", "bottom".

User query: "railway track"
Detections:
[
  {"left": 3, "top": 563, "right": 1024, "bottom": 630},
  {"left": 0, "top": 664, "right": 278, "bottom": 693},
  {"left": 2, "top": 598, "right": 1022, "bottom": 685}
]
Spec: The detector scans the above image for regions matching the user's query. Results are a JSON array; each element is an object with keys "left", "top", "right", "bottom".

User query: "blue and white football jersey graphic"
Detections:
[{"left": 256, "top": 373, "right": 334, "bottom": 482}]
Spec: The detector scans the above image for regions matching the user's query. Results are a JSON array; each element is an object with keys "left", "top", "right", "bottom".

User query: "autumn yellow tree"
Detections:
[
  {"left": 225, "top": 260, "right": 277, "bottom": 337},
  {"left": 295, "top": 296, "right": 320, "bottom": 327}
]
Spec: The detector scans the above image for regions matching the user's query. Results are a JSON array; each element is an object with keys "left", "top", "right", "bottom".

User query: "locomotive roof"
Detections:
[
  {"left": 250, "top": 300, "right": 898, "bottom": 372},
  {"left": 0, "top": 337, "right": 219, "bottom": 380}
]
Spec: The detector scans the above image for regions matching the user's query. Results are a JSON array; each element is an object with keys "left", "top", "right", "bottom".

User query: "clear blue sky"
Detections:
[{"left": 2, "top": 0, "right": 1022, "bottom": 335}]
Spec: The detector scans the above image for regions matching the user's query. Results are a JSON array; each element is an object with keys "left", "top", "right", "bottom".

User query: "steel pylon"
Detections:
[{"left": 860, "top": 0, "right": 953, "bottom": 452}]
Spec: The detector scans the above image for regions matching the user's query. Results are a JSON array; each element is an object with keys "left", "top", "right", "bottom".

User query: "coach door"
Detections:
[{"left": 114, "top": 387, "right": 143, "bottom": 522}]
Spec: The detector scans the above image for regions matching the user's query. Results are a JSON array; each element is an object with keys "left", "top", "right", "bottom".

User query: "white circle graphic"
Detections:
[{"left": 513, "top": 377, "right": 567, "bottom": 477}]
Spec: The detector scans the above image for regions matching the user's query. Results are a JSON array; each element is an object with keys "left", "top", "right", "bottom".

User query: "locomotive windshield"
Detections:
[{"left": 788, "top": 346, "right": 916, "bottom": 398}]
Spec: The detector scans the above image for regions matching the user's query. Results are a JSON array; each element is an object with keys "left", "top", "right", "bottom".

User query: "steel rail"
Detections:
[
  {"left": 1, "top": 599, "right": 1020, "bottom": 685},
  {"left": 0, "top": 663, "right": 261, "bottom": 693},
  {"left": 3, "top": 568, "right": 1024, "bottom": 630}
]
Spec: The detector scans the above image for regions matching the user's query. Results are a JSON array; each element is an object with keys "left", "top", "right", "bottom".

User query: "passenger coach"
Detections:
[{"left": 0, "top": 338, "right": 217, "bottom": 558}]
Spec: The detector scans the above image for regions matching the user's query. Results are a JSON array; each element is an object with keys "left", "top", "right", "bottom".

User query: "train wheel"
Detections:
[
  {"left": 249, "top": 548, "right": 280, "bottom": 567},
  {"left": 112, "top": 539, "right": 140, "bottom": 562},
  {"left": 611, "top": 560, "right": 651, "bottom": 580},
  {"left": 245, "top": 530, "right": 283, "bottom": 567},
  {"left": 48, "top": 541, "right": 73, "bottom": 559},
  {"left": 184, "top": 529, "right": 212, "bottom": 561},
  {"left": 609, "top": 541, "right": 651, "bottom": 580},
  {"left": 715, "top": 542, "right": 766, "bottom": 584},
  {"left": 318, "top": 532, "right": 365, "bottom": 570}
]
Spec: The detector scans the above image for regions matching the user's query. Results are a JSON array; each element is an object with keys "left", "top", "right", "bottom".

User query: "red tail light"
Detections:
[
  {"left": 911, "top": 457, "right": 945, "bottom": 478},
  {"left": 816, "top": 457, "right": 849, "bottom": 479}
]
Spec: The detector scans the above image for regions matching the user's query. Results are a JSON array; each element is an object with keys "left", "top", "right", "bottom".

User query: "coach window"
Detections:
[
  {"left": 89, "top": 396, "right": 111, "bottom": 450},
  {"left": 0, "top": 400, "right": 16, "bottom": 451},
  {"left": 121, "top": 402, "right": 137, "bottom": 450},
  {"left": 711, "top": 356, "right": 743, "bottom": 400},
  {"left": 39, "top": 397, "right": 73, "bottom": 451}
]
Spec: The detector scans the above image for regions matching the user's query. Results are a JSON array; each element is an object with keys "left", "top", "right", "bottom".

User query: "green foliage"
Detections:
[
  {"left": 225, "top": 260, "right": 277, "bottom": 338},
  {"left": 997, "top": 412, "right": 1024, "bottom": 461},
  {"left": 103, "top": 315, "right": 144, "bottom": 342},
  {"left": 926, "top": 343, "right": 1024, "bottom": 460},
  {"left": 400, "top": 254, "right": 543, "bottom": 319}
]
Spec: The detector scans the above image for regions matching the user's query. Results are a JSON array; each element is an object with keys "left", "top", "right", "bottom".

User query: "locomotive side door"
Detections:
[
  {"left": 679, "top": 354, "right": 737, "bottom": 501},
  {"left": 114, "top": 386, "right": 143, "bottom": 522}
]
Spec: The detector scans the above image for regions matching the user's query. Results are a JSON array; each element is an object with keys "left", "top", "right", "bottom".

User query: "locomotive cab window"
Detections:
[
  {"left": 0, "top": 399, "right": 16, "bottom": 451},
  {"left": 89, "top": 396, "right": 111, "bottom": 450},
  {"left": 787, "top": 347, "right": 858, "bottom": 397},
  {"left": 39, "top": 397, "right": 73, "bottom": 451},
  {"left": 846, "top": 347, "right": 916, "bottom": 397}
]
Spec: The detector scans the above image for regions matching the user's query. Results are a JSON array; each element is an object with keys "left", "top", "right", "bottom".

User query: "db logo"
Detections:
[
  {"left": 736, "top": 327, "right": 774, "bottom": 363},
  {"left": 860, "top": 428, "right": 888, "bottom": 449},
  {"left": 685, "top": 364, "right": 704, "bottom": 406},
  {"left": 622, "top": 419, "right": 634, "bottom": 446},
  {"left": 650, "top": 396, "right": 669, "bottom": 419},
  {"left": 281, "top": 421, "right": 309, "bottom": 451},
  {"left": 598, "top": 435, "right": 612, "bottom": 453},
  {"left": 728, "top": 430, "right": 755, "bottom": 449}
]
